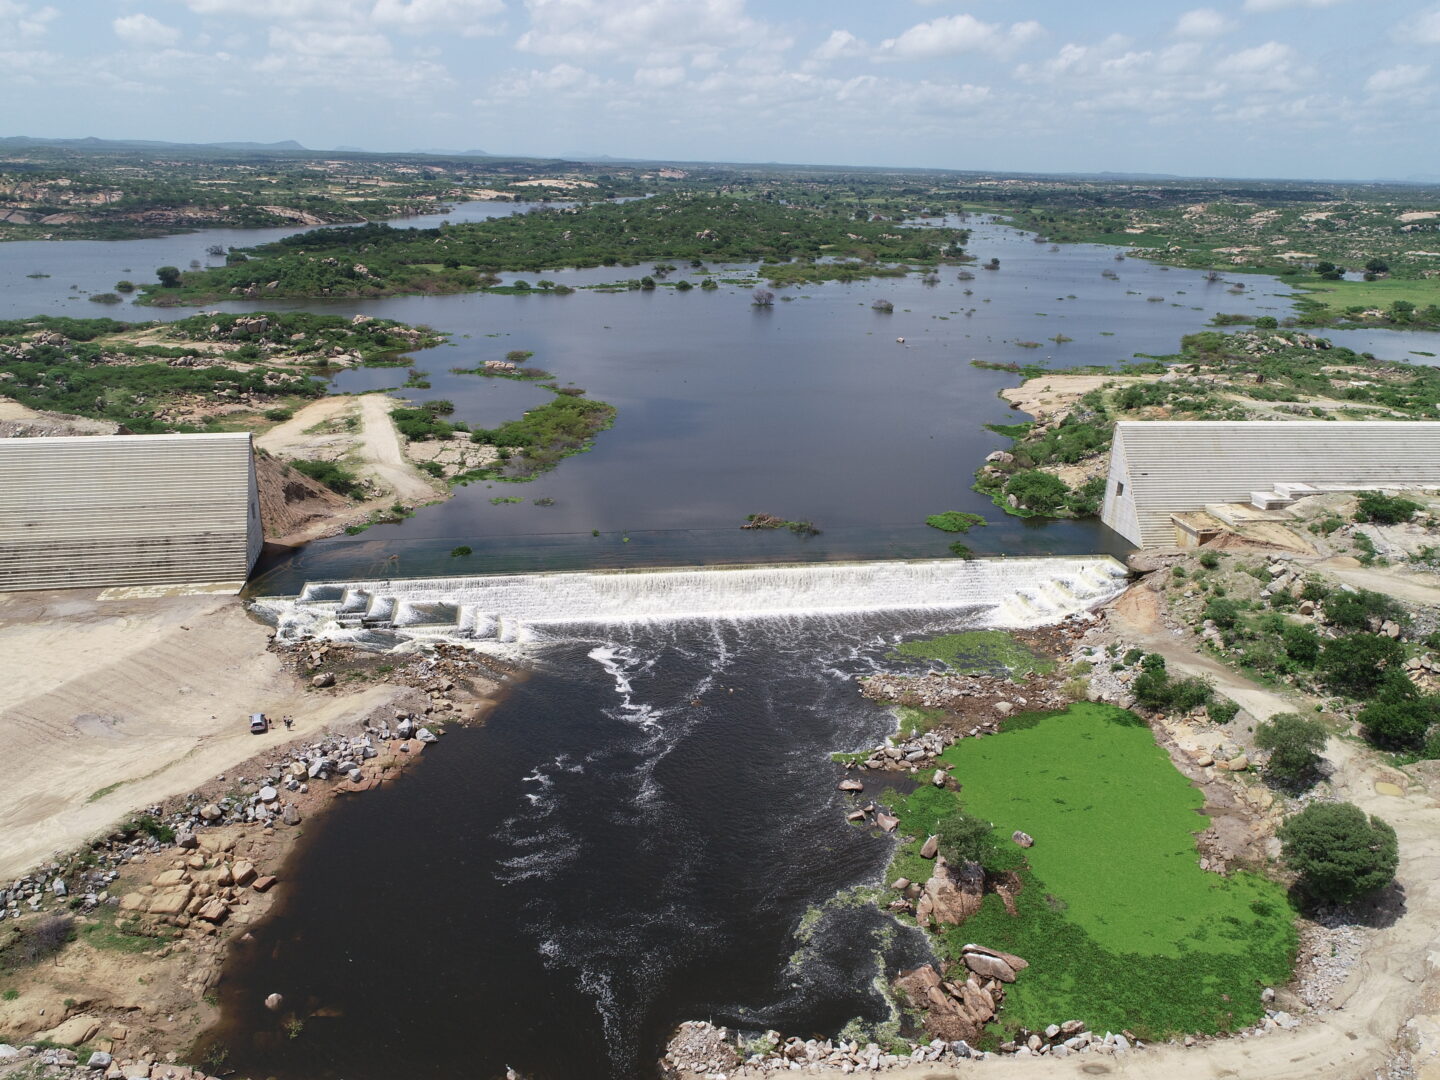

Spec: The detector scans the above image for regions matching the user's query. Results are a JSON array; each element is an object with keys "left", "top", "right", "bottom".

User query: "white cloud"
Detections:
[
  {"left": 372, "top": 0, "right": 505, "bottom": 34},
  {"left": 1215, "top": 40, "right": 1310, "bottom": 91},
  {"left": 267, "top": 25, "right": 394, "bottom": 58},
  {"left": 876, "top": 14, "right": 1043, "bottom": 60},
  {"left": 1411, "top": 10, "right": 1440, "bottom": 45},
  {"left": 633, "top": 64, "right": 684, "bottom": 86},
  {"left": 0, "top": 0, "right": 57, "bottom": 40},
  {"left": 1243, "top": 0, "right": 1346, "bottom": 11},
  {"left": 810, "top": 29, "right": 866, "bottom": 64},
  {"left": 516, "top": 0, "right": 786, "bottom": 64},
  {"left": 1366, "top": 63, "right": 1429, "bottom": 93},
  {"left": 1173, "top": 8, "right": 1233, "bottom": 39},
  {"left": 113, "top": 13, "right": 182, "bottom": 48}
]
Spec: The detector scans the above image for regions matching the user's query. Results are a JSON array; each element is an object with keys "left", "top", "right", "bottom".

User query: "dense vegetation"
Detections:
[
  {"left": 136, "top": 195, "right": 967, "bottom": 304},
  {"left": 0, "top": 313, "right": 438, "bottom": 433},
  {"left": 884, "top": 704, "right": 1294, "bottom": 1039}
]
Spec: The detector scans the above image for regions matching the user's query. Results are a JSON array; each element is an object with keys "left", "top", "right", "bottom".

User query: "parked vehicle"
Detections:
[{"left": 249, "top": 713, "right": 269, "bottom": 734}]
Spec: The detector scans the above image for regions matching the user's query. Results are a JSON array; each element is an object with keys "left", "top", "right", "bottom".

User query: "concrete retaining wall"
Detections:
[{"left": 0, "top": 432, "right": 261, "bottom": 591}]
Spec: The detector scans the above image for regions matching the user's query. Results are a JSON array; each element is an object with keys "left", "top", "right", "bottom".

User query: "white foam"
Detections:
[{"left": 258, "top": 556, "right": 1128, "bottom": 646}]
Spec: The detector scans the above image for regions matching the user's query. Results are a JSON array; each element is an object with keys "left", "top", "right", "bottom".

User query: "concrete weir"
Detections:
[{"left": 254, "top": 556, "right": 1130, "bottom": 646}]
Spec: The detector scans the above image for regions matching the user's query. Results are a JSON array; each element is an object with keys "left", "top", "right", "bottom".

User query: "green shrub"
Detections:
[
  {"left": 1281, "top": 624, "right": 1321, "bottom": 667},
  {"left": 1208, "top": 697, "right": 1240, "bottom": 724},
  {"left": 948, "top": 541, "right": 975, "bottom": 559},
  {"left": 925, "top": 511, "right": 987, "bottom": 533},
  {"left": 1354, "top": 491, "right": 1421, "bottom": 525},
  {"left": 1316, "top": 634, "right": 1405, "bottom": 697},
  {"left": 290, "top": 458, "right": 362, "bottom": 498},
  {"left": 1255, "top": 713, "right": 1326, "bottom": 786},
  {"left": 1279, "top": 802, "right": 1397, "bottom": 904},
  {"left": 1132, "top": 668, "right": 1173, "bottom": 709},
  {"left": 1198, "top": 550, "right": 1220, "bottom": 569},
  {"left": 1004, "top": 470, "right": 1072, "bottom": 515},
  {"left": 1323, "top": 588, "right": 1404, "bottom": 631},
  {"left": 1358, "top": 696, "right": 1438, "bottom": 750},
  {"left": 264, "top": 407, "right": 293, "bottom": 421},
  {"left": 1168, "top": 677, "right": 1214, "bottom": 712},
  {"left": 1204, "top": 598, "right": 1243, "bottom": 629},
  {"left": 449, "top": 546, "right": 472, "bottom": 557},
  {"left": 933, "top": 809, "right": 1022, "bottom": 873}
]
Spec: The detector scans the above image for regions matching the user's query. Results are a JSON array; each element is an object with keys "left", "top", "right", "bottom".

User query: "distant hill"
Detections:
[
  {"left": 0, "top": 136, "right": 307, "bottom": 152},
  {"left": 409, "top": 148, "right": 491, "bottom": 157}
]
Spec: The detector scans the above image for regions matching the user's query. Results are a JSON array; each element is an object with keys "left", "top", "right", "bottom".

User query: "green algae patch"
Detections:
[
  {"left": 885, "top": 703, "right": 1295, "bottom": 1038},
  {"left": 889, "top": 630, "right": 1054, "bottom": 678}
]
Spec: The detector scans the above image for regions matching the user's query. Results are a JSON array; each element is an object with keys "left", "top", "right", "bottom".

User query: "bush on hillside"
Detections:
[
  {"left": 1354, "top": 492, "right": 1421, "bottom": 525},
  {"left": 1316, "top": 634, "right": 1406, "bottom": 697},
  {"left": 1279, "top": 802, "right": 1398, "bottom": 904},
  {"left": 1358, "top": 696, "right": 1439, "bottom": 750},
  {"left": 1255, "top": 713, "right": 1327, "bottom": 787}
]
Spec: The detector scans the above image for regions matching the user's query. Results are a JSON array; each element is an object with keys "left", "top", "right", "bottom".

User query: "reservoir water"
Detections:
[{"left": 15, "top": 205, "right": 1429, "bottom": 581}]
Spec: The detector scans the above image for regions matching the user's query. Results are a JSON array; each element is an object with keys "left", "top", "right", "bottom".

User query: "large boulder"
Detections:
[
  {"left": 963, "top": 942, "right": 1029, "bottom": 970},
  {"left": 38, "top": 1015, "right": 102, "bottom": 1046},
  {"left": 919, "top": 857, "right": 985, "bottom": 926},
  {"left": 894, "top": 965, "right": 980, "bottom": 1044},
  {"left": 962, "top": 951, "right": 1017, "bottom": 983}
]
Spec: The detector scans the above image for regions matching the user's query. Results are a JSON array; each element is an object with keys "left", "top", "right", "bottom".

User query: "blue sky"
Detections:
[{"left": 2, "top": 0, "right": 1437, "bottom": 179}]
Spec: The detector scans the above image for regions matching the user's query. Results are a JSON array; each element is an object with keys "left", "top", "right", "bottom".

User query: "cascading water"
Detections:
[{"left": 254, "top": 556, "right": 1128, "bottom": 647}]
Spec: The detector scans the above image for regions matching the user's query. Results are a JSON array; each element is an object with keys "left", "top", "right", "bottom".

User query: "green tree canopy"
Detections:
[{"left": 1279, "top": 802, "right": 1397, "bottom": 904}]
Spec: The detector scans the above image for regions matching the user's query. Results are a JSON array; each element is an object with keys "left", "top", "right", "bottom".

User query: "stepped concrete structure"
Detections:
[
  {"left": 1101, "top": 420, "right": 1440, "bottom": 548},
  {"left": 255, "top": 557, "right": 1129, "bottom": 645},
  {"left": 0, "top": 432, "right": 262, "bottom": 591}
]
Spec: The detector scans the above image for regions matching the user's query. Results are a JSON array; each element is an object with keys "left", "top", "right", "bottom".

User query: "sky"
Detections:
[{"left": 1, "top": 0, "right": 1438, "bottom": 180}]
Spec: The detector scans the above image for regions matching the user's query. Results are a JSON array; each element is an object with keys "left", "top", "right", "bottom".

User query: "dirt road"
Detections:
[
  {"left": 358, "top": 392, "right": 436, "bottom": 503},
  {"left": 0, "top": 589, "right": 410, "bottom": 879},
  {"left": 255, "top": 394, "right": 437, "bottom": 507}
]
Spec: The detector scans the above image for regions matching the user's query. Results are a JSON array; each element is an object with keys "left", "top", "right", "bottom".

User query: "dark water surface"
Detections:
[{"left": 207, "top": 613, "right": 969, "bottom": 1080}]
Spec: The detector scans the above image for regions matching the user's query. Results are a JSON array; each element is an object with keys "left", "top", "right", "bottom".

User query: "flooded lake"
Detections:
[{"left": 12, "top": 207, "right": 1422, "bottom": 581}]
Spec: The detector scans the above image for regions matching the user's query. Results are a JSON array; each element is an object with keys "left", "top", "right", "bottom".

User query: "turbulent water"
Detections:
[
  {"left": 213, "top": 612, "right": 980, "bottom": 1078},
  {"left": 213, "top": 561, "right": 1123, "bottom": 1079}
]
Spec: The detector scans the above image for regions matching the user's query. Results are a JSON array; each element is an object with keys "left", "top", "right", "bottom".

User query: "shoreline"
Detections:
[{"left": 0, "top": 634, "right": 513, "bottom": 1077}]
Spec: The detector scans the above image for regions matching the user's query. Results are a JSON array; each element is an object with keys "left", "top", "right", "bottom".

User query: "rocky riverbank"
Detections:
[{"left": 0, "top": 640, "right": 509, "bottom": 1078}]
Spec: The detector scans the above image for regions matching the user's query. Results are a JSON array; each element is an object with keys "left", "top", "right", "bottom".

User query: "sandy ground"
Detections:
[
  {"left": 256, "top": 394, "right": 437, "bottom": 502},
  {"left": 357, "top": 392, "right": 435, "bottom": 503},
  {"left": 1314, "top": 555, "right": 1440, "bottom": 608},
  {"left": 253, "top": 394, "right": 442, "bottom": 541},
  {"left": 999, "top": 373, "right": 1157, "bottom": 424},
  {"left": 0, "top": 589, "right": 411, "bottom": 880}
]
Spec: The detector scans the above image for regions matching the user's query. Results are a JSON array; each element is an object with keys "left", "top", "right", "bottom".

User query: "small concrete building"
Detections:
[
  {"left": 1101, "top": 420, "right": 1440, "bottom": 548},
  {"left": 0, "top": 432, "right": 262, "bottom": 591}
]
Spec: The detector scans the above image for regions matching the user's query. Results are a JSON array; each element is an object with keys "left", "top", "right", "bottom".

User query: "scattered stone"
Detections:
[
  {"left": 265, "top": 993, "right": 284, "bottom": 1012},
  {"left": 311, "top": 672, "right": 335, "bottom": 688},
  {"left": 920, "top": 835, "right": 939, "bottom": 859},
  {"left": 1011, "top": 830, "right": 1034, "bottom": 848},
  {"left": 837, "top": 779, "right": 864, "bottom": 792},
  {"left": 875, "top": 813, "right": 899, "bottom": 833}
]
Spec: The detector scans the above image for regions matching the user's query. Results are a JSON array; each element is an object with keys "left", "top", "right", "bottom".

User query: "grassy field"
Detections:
[
  {"left": 1292, "top": 275, "right": 1440, "bottom": 314},
  {"left": 888, "top": 630, "right": 1054, "bottom": 678},
  {"left": 886, "top": 704, "right": 1295, "bottom": 1038}
]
